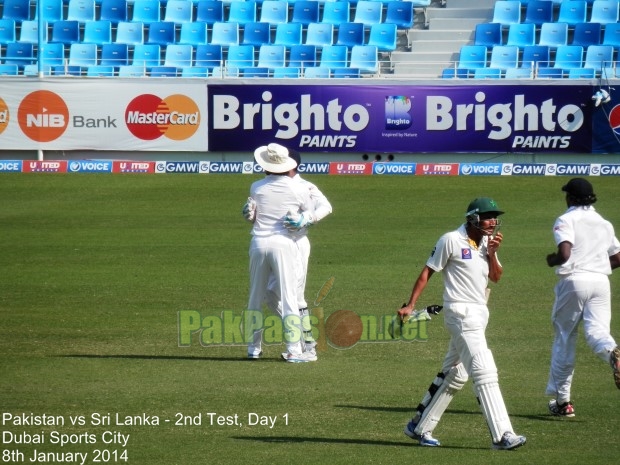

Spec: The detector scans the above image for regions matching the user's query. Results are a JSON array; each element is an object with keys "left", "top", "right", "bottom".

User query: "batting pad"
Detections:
[
  {"left": 472, "top": 349, "right": 513, "bottom": 443},
  {"left": 414, "top": 364, "right": 468, "bottom": 435}
]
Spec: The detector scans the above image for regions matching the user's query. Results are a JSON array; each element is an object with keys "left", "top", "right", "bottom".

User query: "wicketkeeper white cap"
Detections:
[{"left": 254, "top": 143, "right": 298, "bottom": 173}]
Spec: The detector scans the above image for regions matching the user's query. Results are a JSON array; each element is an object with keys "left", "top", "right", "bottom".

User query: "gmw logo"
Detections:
[{"left": 125, "top": 94, "right": 200, "bottom": 141}]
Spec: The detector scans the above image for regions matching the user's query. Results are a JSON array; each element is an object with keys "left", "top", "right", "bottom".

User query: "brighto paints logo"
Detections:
[
  {"left": 125, "top": 94, "right": 200, "bottom": 141},
  {"left": 385, "top": 96, "right": 412, "bottom": 130},
  {"left": 18, "top": 90, "right": 70, "bottom": 142}
]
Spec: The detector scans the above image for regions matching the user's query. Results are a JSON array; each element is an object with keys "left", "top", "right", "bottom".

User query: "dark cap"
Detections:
[
  {"left": 562, "top": 178, "right": 594, "bottom": 198},
  {"left": 287, "top": 148, "right": 301, "bottom": 168},
  {"left": 466, "top": 197, "right": 504, "bottom": 217}
]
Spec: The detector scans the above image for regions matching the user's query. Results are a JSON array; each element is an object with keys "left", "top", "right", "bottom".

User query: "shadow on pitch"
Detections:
[
  {"left": 57, "top": 354, "right": 282, "bottom": 363},
  {"left": 232, "top": 436, "right": 487, "bottom": 450}
]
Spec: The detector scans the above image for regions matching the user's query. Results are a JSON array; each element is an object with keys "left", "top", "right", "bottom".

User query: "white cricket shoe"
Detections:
[
  {"left": 281, "top": 352, "right": 316, "bottom": 363},
  {"left": 403, "top": 420, "right": 440, "bottom": 446},
  {"left": 492, "top": 432, "right": 526, "bottom": 450}
]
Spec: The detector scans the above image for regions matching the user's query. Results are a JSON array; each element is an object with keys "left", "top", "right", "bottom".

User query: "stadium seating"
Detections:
[
  {"left": 305, "top": 23, "right": 334, "bottom": 47},
  {"left": 0, "top": 19, "right": 17, "bottom": 45},
  {"left": 319, "top": 45, "right": 349, "bottom": 68},
  {"left": 228, "top": 1, "right": 258, "bottom": 26},
  {"left": 584, "top": 44, "right": 614, "bottom": 73},
  {"left": 260, "top": 1, "right": 289, "bottom": 25},
  {"left": 505, "top": 67, "right": 533, "bottom": 78},
  {"left": 321, "top": 2, "right": 350, "bottom": 26},
  {"left": 523, "top": 1, "right": 554, "bottom": 26},
  {"left": 68, "top": 43, "right": 98, "bottom": 67},
  {"left": 492, "top": 1, "right": 522, "bottom": 28},
  {"left": 457, "top": 45, "right": 488, "bottom": 69},
  {"left": 164, "top": 44, "right": 194, "bottom": 67},
  {"left": 274, "top": 22, "right": 303, "bottom": 47},
  {"left": 51, "top": 21, "right": 80, "bottom": 44},
  {"left": 521, "top": 45, "right": 550, "bottom": 69},
  {"left": 367, "top": 23, "right": 398, "bottom": 52},
  {"left": 243, "top": 22, "right": 271, "bottom": 46},
  {"left": 86, "top": 65, "right": 115, "bottom": 76},
  {"left": 4, "top": 42, "right": 35, "bottom": 68},
  {"left": 506, "top": 23, "right": 536, "bottom": 48},
  {"left": 333, "top": 68, "right": 361, "bottom": 78},
  {"left": 589, "top": 0, "right": 619, "bottom": 25},
  {"left": 441, "top": 67, "right": 470, "bottom": 79},
  {"left": 118, "top": 65, "right": 147, "bottom": 77},
  {"left": 99, "top": 0, "right": 129, "bottom": 24},
  {"left": 132, "top": 0, "right": 161, "bottom": 24},
  {"left": 67, "top": 0, "right": 96, "bottom": 22},
  {"left": 537, "top": 67, "right": 564, "bottom": 78},
  {"left": 38, "top": 0, "right": 64, "bottom": 22},
  {"left": 474, "top": 22, "right": 503, "bottom": 47},
  {"left": 19, "top": 20, "right": 44, "bottom": 44},
  {"left": 39, "top": 42, "right": 65, "bottom": 67},
  {"left": 602, "top": 22, "right": 620, "bottom": 51},
  {"left": 150, "top": 66, "right": 179, "bottom": 77},
  {"left": 0, "top": 64, "right": 19, "bottom": 75},
  {"left": 132, "top": 44, "right": 162, "bottom": 68},
  {"left": 178, "top": 22, "right": 208, "bottom": 45},
  {"left": 304, "top": 66, "right": 330, "bottom": 78},
  {"left": 554, "top": 45, "right": 584, "bottom": 69},
  {"left": 474, "top": 67, "right": 502, "bottom": 79},
  {"left": 489, "top": 45, "right": 519, "bottom": 69},
  {"left": 288, "top": 44, "right": 317, "bottom": 68},
  {"left": 148, "top": 21, "right": 176, "bottom": 46},
  {"left": 211, "top": 22, "right": 240, "bottom": 47},
  {"left": 385, "top": 2, "right": 415, "bottom": 30},
  {"left": 539, "top": 22, "right": 569, "bottom": 49},
  {"left": 353, "top": 1, "right": 383, "bottom": 29},
  {"left": 257, "top": 44, "right": 287, "bottom": 68},
  {"left": 557, "top": 0, "right": 587, "bottom": 27},
  {"left": 350, "top": 45, "right": 379, "bottom": 73},
  {"left": 164, "top": 0, "right": 194, "bottom": 24},
  {"left": 336, "top": 22, "right": 365, "bottom": 48},
  {"left": 195, "top": 44, "right": 223, "bottom": 68},
  {"left": 292, "top": 1, "right": 321, "bottom": 26},
  {"left": 196, "top": 0, "right": 224, "bottom": 25},
  {"left": 100, "top": 43, "right": 129, "bottom": 67},
  {"left": 272, "top": 67, "right": 301, "bottom": 78},
  {"left": 83, "top": 21, "right": 113, "bottom": 45},
  {"left": 573, "top": 21, "right": 602, "bottom": 48},
  {"left": 226, "top": 44, "right": 256, "bottom": 68},
  {"left": 115, "top": 21, "right": 145, "bottom": 45},
  {"left": 2, "top": 0, "right": 31, "bottom": 21},
  {"left": 568, "top": 67, "right": 596, "bottom": 78},
  {"left": 181, "top": 66, "right": 210, "bottom": 77}
]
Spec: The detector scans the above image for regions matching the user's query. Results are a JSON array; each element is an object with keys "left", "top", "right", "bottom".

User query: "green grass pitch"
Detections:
[{"left": 1, "top": 173, "right": 619, "bottom": 465}]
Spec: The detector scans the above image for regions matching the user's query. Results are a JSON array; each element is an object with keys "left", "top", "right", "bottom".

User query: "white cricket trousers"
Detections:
[
  {"left": 546, "top": 273, "right": 616, "bottom": 403},
  {"left": 248, "top": 235, "right": 303, "bottom": 355}
]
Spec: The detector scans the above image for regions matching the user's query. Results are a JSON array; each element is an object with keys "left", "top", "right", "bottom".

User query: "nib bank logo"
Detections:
[
  {"left": 385, "top": 96, "right": 412, "bottom": 130},
  {"left": 125, "top": 94, "right": 200, "bottom": 141},
  {"left": 18, "top": 91, "right": 70, "bottom": 142}
]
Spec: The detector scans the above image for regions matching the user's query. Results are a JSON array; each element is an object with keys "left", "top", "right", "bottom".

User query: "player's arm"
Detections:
[
  {"left": 610, "top": 251, "right": 620, "bottom": 270},
  {"left": 546, "top": 241, "right": 572, "bottom": 267},
  {"left": 487, "top": 232, "right": 503, "bottom": 283},
  {"left": 398, "top": 266, "right": 435, "bottom": 320},
  {"left": 309, "top": 185, "right": 333, "bottom": 223}
]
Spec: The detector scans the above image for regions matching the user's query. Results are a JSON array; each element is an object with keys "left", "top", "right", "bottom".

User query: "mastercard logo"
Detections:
[
  {"left": 125, "top": 94, "right": 200, "bottom": 141},
  {"left": 609, "top": 104, "right": 620, "bottom": 136},
  {"left": 18, "top": 90, "right": 70, "bottom": 142},
  {"left": 0, "top": 97, "right": 9, "bottom": 136}
]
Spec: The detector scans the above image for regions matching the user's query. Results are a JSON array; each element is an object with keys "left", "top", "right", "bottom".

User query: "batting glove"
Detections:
[
  {"left": 283, "top": 210, "right": 314, "bottom": 231},
  {"left": 426, "top": 305, "right": 443, "bottom": 315},
  {"left": 242, "top": 197, "right": 256, "bottom": 222}
]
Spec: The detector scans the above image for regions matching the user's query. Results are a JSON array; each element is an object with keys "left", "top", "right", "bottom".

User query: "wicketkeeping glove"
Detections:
[
  {"left": 242, "top": 197, "right": 256, "bottom": 222},
  {"left": 283, "top": 209, "right": 314, "bottom": 231}
]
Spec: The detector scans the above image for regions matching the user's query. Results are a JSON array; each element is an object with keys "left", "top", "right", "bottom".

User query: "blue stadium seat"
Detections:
[
  {"left": 272, "top": 67, "right": 301, "bottom": 78},
  {"left": 521, "top": 44, "right": 550, "bottom": 69},
  {"left": 23, "top": 64, "right": 53, "bottom": 76},
  {"left": 194, "top": 44, "right": 223, "bottom": 68},
  {"left": 336, "top": 22, "right": 365, "bottom": 47},
  {"left": 259, "top": 0, "right": 289, "bottom": 25},
  {"left": 164, "top": 0, "right": 194, "bottom": 24},
  {"left": 68, "top": 43, "right": 98, "bottom": 66},
  {"left": 164, "top": 44, "right": 194, "bottom": 67},
  {"left": 292, "top": 1, "right": 320, "bottom": 26},
  {"left": 99, "top": 0, "right": 128, "bottom": 24},
  {"left": 40, "top": 42, "right": 65, "bottom": 67},
  {"left": 353, "top": 1, "right": 383, "bottom": 29},
  {"left": 242, "top": 67, "right": 270, "bottom": 77},
  {"left": 584, "top": 44, "right": 614, "bottom": 72},
  {"left": 179, "top": 22, "right": 208, "bottom": 45},
  {"left": 86, "top": 65, "right": 115, "bottom": 76},
  {"left": 212, "top": 66, "right": 240, "bottom": 78},
  {"left": 537, "top": 67, "right": 564, "bottom": 78},
  {"left": 492, "top": 1, "right": 521, "bottom": 28},
  {"left": 0, "top": 19, "right": 17, "bottom": 45},
  {"left": 51, "top": 20, "right": 80, "bottom": 44},
  {"left": 83, "top": 20, "right": 113, "bottom": 44},
  {"left": 457, "top": 45, "right": 488, "bottom": 69},
  {"left": 274, "top": 22, "right": 302, "bottom": 46},
  {"left": 100, "top": 43, "right": 129, "bottom": 67},
  {"left": 367, "top": 23, "right": 397, "bottom": 52},
  {"left": 568, "top": 67, "right": 596, "bottom": 78},
  {"left": 2, "top": 0, "right": 31, "bottom": 21},
  {"left": 228, "top": 1, "right": 258, "bottom": 26},
  {"left": 53, "top": 65, "right": 83, "bottom": 76},
  {"left": 333, "top": 67, "right": 361, "bottom": 78},
  {"left": 226, "top": 44, "right": 256, "bottom": 68},
  {"left": 506, "top": 22, "right": 535, "bottom": 48},
  {"left": 554, "top": 45, "right": 584, "bottom": 69},
  {"left": 19, "top": 21, "right": 45, "bottom": 44},
  {"left": 441, "top": 67, "right": 470, "bottom": 79},
  {"left": 181, "top": 66, "right": 210, "bottom": 77},
  {"left": 257, "top": 44, "right": 286, "bottom": 68},
  {"left": 474, "top": 22, "right": 502, "bottom": 47},
  {"left": 539, "top": 22, "right": 568, "bottom": 48},
  {"left": 150, "top": 66, "right": 179, "bottom": 76},
  {"left": 602, "top": 22, "right": 620, "bottom": 52},
  {"left": 321, "top": 1, "right": 350, "bottom": 26},
  {"left": 473, "top": 67, "right": 502, "bottom": 79},
  {"left": 132, "top": 43, "right": 161, "bottom": 67},
  {"left": 118, "top": 65, "right": 147, "bottom": 77},
  {"left": 319, "top": 44, "right": 348, "bottom": 68},
  {"left": 385, "top": 2, "right": 415, "bottom": 29},
  {"left": 572, "top": 22, "right": 601, "bottom": 47},
  {"left": 210, "top": 22, "right": 240, "bottom": 46},
  {"left": 589, "top": 0, "right": 619, "bottom": 25},
  {"left": 288, "top": 44, "right": 317, "bottom": 68},
  {"left": 490, "top": 45, "right": 519, "bottom": 69},
  {"left": 305, "top": 22, "right": 334, "bottom": 47},
  {"left": 243, "top": 22, "right": 271, "bottom": 46},
  {"left": 505, "top": 67, "right": 533, "bottom": 78},
  {"left": 132, "top": 0, "right": 161, "bottom": 24},
  {"left": 0, "top": 64, "right": 19, "bottom": 75},
  {"left": 116, "top": 21, "right": 145, "bottom": 45},
  {"left": 304, "top": 66, "right": 331, "bottom": 78},
  {"left": 148, "top": 21, "right": 176, "bottom": 45},
  {"left": 196, "top": 0, "right": 224, "bottom": 25},
  {"left": 410, "top": 0, "right": 431, "bottom": 6},
  {"left": 524, "top": 0, "right": 554, "bottom": 26},
  {"left": 38, "top": 0, "right": 64, "bottom": 22},
  {"left": 67, "top": 0, "right": 96, "bottom": 22},
  {"left": 557, "top": 0, "right": 587, "bottom": 27},
  {"left": 350, "top": 44, "right": 378, "bottom": 73}
]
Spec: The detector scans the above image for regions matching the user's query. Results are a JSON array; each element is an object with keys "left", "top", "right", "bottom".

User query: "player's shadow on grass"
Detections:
[
  {"left": 233, "top": 436, "right": 487, "bottom": 450},
  {"left": 58, "top": 354, "right": 282, "bottom": 363}
]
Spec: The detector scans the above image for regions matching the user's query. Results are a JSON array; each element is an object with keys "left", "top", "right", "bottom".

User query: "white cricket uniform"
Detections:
[
  {"left": 247, "top": 175, "right": 311, "bottom": 356},
  {"left": 415, "top": 224, "right": 515, "bottom": 443},
  {"left": 266, "top": 174, "right": 333, "bottom": 311},
  {"left": 546, "top": 205, "right": 620, "bottom": 403}
]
